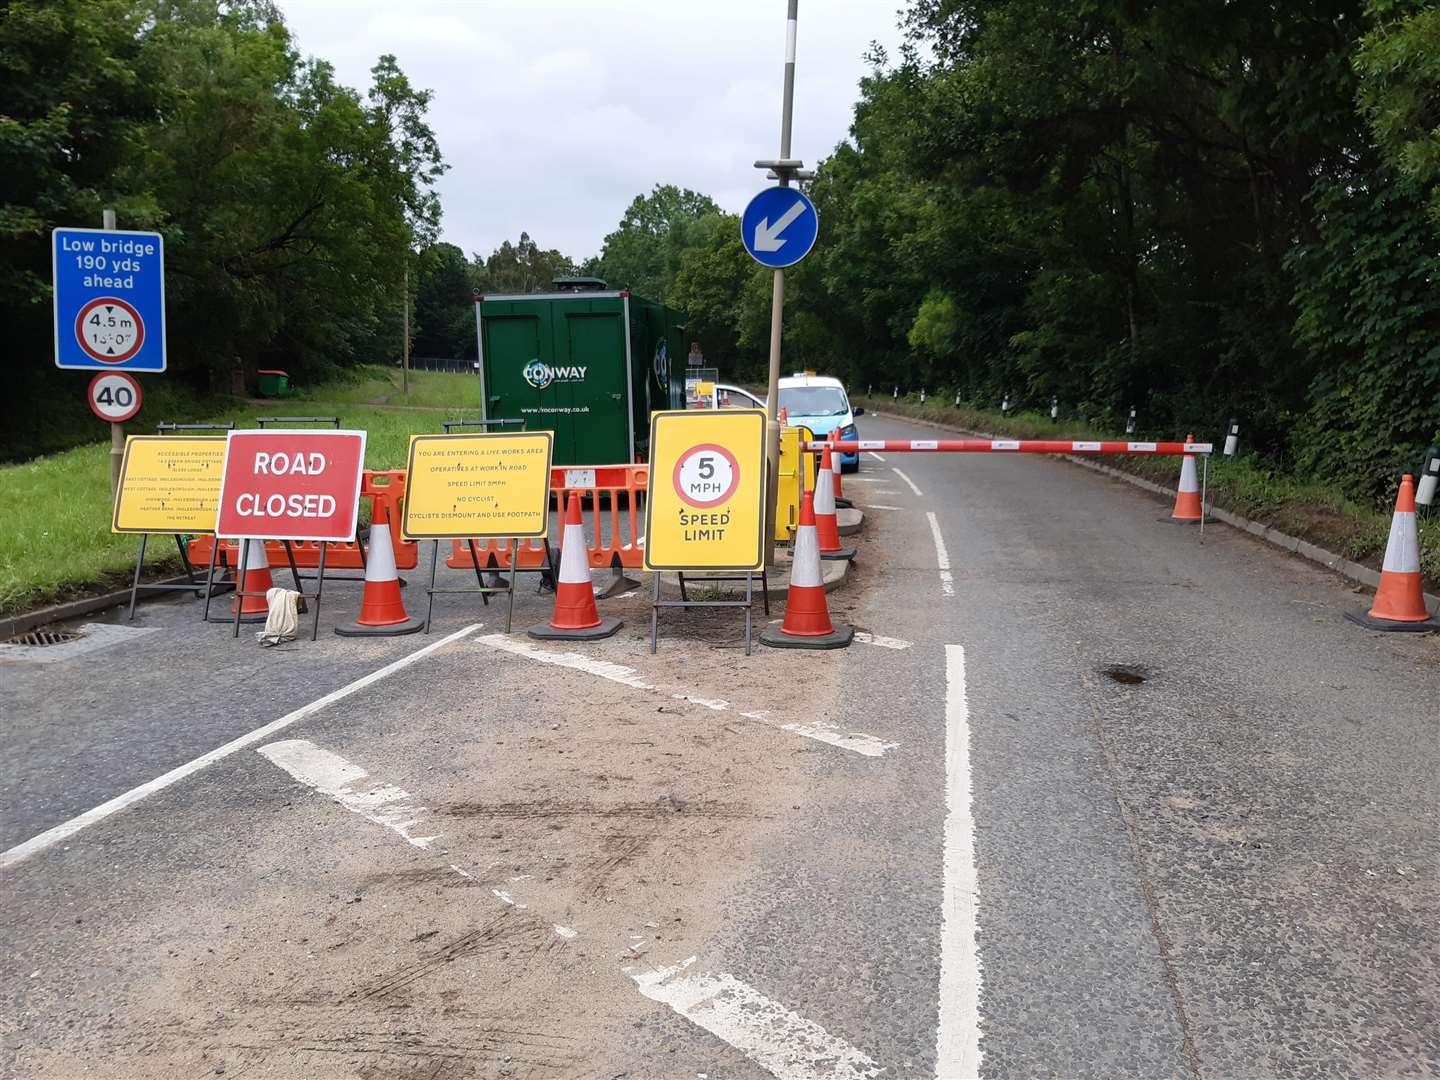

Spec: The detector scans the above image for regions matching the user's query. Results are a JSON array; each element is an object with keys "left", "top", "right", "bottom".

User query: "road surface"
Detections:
[{"left": 2, "top": 412, "right": 1436, "bottom": 1079}]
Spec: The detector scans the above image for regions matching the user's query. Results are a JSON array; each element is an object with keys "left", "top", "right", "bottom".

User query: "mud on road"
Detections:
[{"left": 4, "top": 538, "right": 884, "bottom": 1079}]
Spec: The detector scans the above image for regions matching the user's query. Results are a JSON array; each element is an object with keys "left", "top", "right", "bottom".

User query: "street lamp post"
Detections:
[{"left": 758, "top": 0, "right": 801, "bottom": 566}]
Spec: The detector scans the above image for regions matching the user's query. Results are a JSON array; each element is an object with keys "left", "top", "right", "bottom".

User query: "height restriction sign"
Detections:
[
  {"left": 644, "top": 409, "right": 767, "bottom": 572},
  {"left": 52, "top": 228, "right": 167, "bottom": 371}
]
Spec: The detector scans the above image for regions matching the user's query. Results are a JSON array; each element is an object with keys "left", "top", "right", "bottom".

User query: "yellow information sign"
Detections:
[
  {"left": 644, "top": 409, "right": 766, "bottom": 572},
  {"left": 402, "top": 431, "right": 553, "bottom": 539},
  {"left": 112, "top": 436, "right": 227, "bottom": 534}
]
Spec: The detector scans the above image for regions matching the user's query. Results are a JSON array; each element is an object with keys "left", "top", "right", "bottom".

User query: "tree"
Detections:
[
  {"left": 595, "top": 184, "right": 722, "bottom": 301},
  {"left": 475, "top": 232, "right": 576, "bottom": 294},
  {"left": 412, "top": 242, "right": 475, "bottom": 359}
]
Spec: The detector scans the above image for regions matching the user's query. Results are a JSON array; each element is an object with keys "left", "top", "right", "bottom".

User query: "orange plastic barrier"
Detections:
[
  {"left": 188, "top": 469, "right": 417, "bottom": 571},
  {"left": 447, "top": 464, "right": 649, "bottom": 572}
]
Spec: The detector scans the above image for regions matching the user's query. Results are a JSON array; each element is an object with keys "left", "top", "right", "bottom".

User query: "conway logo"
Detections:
[{"left": 522, "top": 360, "right": 587, "bottom": 390}]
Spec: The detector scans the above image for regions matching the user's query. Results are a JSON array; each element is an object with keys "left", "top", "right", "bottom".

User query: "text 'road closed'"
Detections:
[{"left": 215, "top": 430, "right": 367, "bottom": 542}]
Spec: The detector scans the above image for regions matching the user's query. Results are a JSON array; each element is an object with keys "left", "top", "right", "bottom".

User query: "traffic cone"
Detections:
[
  {"left": 761, "top": 492, "right": 852, "bottom": 649},
  {"left": 336, "top": 494, "right": 423, "bottom": 636},
  {"left": 1346, "top": 475, "right": 1439, "bottom": 632},
  {"left": 830, "top": 432, "right": 853, "bottom": 509},
  {"left": 1163, "top": 436, "right": 1212, "bottom": 524},
  {"left": 529, "top": 492, "right": 622, "bottom": 640},
  {"left": 814, "top": 446, "right": 856, "bottom": 561},
  {"left": 207, "top": 539, "right": 273, "bottom": 623}
]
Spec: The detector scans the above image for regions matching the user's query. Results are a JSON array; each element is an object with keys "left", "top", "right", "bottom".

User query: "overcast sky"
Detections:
[{"left": 279, "top": 0, "right": 907, "bottom": 261}]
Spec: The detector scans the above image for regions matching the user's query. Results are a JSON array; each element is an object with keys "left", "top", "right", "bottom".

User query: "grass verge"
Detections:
[
  {"left": 1, "top": 370, "right": 482, "bottom": 618},
  {"left": 854, "top": 395, "right": 1439, "bottom": 593}
]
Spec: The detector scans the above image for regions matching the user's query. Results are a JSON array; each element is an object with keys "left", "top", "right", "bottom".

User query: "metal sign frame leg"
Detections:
[
  {"left": 425, "top": 540, "right": 440, "bottom": 634},
  {"left": 312, "top": 542, "right": 327, "bottom": 641},
  {"left": 506, "top": 538, "right": 519, "bottom": 635},
  {"left": 230, "top": 538, "right": 250, "bottom": 639},
  {"left": 202, "top": 539, "right": 222, "bottom": 622},
  {"left": 126, "top": 532, "right": 214, "bottom": 621}
]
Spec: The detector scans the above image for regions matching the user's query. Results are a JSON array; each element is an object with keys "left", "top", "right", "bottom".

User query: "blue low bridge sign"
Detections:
[{"left": 52, "top": 227, "right": 167, "bottom": 372}]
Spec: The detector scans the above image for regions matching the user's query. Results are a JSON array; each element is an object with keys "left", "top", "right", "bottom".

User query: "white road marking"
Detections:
[
  {"left": 866, "top": 451, "right": 886, "bottom": 462},
  {"left": 628, "top": 956, "right": 881, "bottom": 1080},
  {"left": 476, "top": 634, "right": 654, "bottom": 689},
  {"left": 491, "top": 888, "right": 528, "bottom": 909},
  {"left": 854, "top": 631, "right": 913, "bottom": 650},
  {"left": 675, "top": 693, "right": 729, "bottom": 711},
  {"left": 866, "top": 504, "right": 903, "bottom": 511},
  {"left": 482, "top": 637, "right": 896, "bottom": 757},
  {"left": 927, "top": 512, "right": 955, "bottom": 597},
  {"left": 893, "top": 468, "right": 923, "bottom": 497},
  {"left": 937, "top": 644, "right": 983, "bottom": 1079},
  {"left": 0, "top": 623, "right": 483, "bottom": 872},
  {"left": 777, "top": 721, "right": 898, "bottom": 758},
  {"left": 257, "top": 739, "right": 440, "bottom": 849},
  {"left": 554, "top": 924, "right": 578, "bottom": 940},
  {"left": 844, "top": 477, "right": 885, "bottom": 483}
]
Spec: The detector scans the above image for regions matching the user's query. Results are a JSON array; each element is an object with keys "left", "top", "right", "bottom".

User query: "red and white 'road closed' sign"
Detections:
[{"left": 215, "top": 430, "right": 367, "bottom": 541}]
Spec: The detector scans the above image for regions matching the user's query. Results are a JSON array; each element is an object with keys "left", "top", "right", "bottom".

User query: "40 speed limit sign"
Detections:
[
  {"left": 87, "top": 371, "right": 143, "bottom": 422},
  {"left": 644, "top": 408, "right": 767, "bottom": 572}
]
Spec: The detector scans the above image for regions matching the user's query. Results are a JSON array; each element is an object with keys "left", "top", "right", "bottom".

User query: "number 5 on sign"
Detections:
[{"left": 644, "top": 409, "right": 766, "bottom": 572}]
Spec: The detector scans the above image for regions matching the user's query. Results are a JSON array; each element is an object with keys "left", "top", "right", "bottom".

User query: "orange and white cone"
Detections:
[
  {"left": 814, "top": 446, "right": 856, "bottom": 561},
  {"left": 761, "top": 492, "right": 852, "bottom": 649},
  {"left": 336, "top": 494, "right": 423, "bottom": 636},
  {"left": 529, "top": 492, "right": 622, "bottom": 640},
  {"left": 830, "top": 432, "right": 853, "bottom": 508},
  {"left": 1346, "top": 474, "right": 1439, "bottom": 631},
  {"left": 1164, "top": 436, "right": 1211, "bottom": 524},
  {"left": 209, "top": 539, "right": 274, "bottom": 623}
]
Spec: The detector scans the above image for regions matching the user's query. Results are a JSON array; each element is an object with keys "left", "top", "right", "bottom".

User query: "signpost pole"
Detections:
[
  {"left": 101, "top": 207, "right": 125, "bottom": 500},
  {"left": 762, "top": 0, "right": 799, "bottom": 567}
]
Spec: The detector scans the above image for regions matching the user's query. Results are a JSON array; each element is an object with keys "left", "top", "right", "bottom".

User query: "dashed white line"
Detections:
[
  {"left": 0, "top": 622, "right": 483, "bottom": 872},
  {"left": 892, "top": 468, "right": 923, "bottom": 497},
  {"left": 628, "top": 956, "right": 881, "bottom": 1080},
  {"left": 854, "top": 631, "right": 913, "bottom": 650},
  {"left": 866, "top": 451, "right": 886, "bottom": 462},
  {"left": 937, "top": 644, "right": 983, "bottom": 1079},
  {"left": 866, "top": 504, "right": 903, "bottom": 511},
  {"left": 257, "top": 739, "right": 440, "bottom": 849},
  {"left": 481, "top": 636, "right": 897, "bottom": 756},
  {"left": 476, "top": 634, "right": 654, "bottom": 689},
  {"left": 927, "top": 511, "right": 955, "bottom": 597}
]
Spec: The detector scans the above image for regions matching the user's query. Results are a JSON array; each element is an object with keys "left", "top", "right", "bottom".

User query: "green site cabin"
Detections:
[{"left": 474, "top": 281, "right": 687, "bottom": 466}]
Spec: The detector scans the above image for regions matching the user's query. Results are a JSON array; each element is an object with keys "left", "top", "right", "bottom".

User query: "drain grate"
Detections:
[
  {"left": 6, "top": 629, "right": 84, "bottom": 648},
  {"left": 1101, "top": 664, "right": 1149, "bottom": 685}
]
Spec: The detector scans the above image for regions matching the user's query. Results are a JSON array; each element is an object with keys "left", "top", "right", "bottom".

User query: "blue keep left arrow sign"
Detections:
[{"left": 741, "top": 187, "right": 818, "bottom": 269}]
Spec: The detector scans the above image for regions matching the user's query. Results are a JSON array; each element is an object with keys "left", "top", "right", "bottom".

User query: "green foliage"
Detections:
[
  {"left": 1289, "top": 180, "right": 1440, "bottom": 498},
  {"left": 3, "top": 0, "right": 444, "bottom": 451},
  {"left": 595, "top": 184, "right": 722, "bottom": 301},
  {"left": 748, "top": 0, "right": 1440, "bottom": 500},
  {"left": 1355, "top": 2, "right": 1440, "bottom": 227},
  {"left": 475, "top": 231, "right": 576, "bottom": 294},
  {"left": 412, "top": 242, "right": 475, "bottom": 359}
]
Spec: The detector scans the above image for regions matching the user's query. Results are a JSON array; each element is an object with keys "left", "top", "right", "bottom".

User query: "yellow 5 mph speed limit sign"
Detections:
[{"left": 644, "top": 408, "right": 767, "bottom": 572}]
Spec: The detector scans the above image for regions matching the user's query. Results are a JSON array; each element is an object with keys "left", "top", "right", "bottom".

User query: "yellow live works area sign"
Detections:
[
  {"left": 112, "top": 436, "right": 227, "bottom": 534},
  {"left": 644, "top": 408, "right": 767, "bottom": 572},
  {"left": 402, "top": 431, "right": 554, "bottom": 540}
]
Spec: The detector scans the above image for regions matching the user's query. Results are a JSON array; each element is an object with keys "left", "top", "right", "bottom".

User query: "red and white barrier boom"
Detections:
[{"left": 806, "top": 439, "right": 1213, "bottom": 455}]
